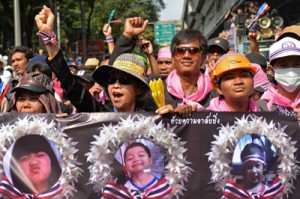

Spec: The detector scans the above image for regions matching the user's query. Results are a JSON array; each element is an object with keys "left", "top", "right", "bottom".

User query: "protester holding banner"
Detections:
[
  {"left": 109, "top": 21, "right": 216, "bottom": 117},
  {"left": 257, "top": 37, "right": 300, "bottom": 114},
  {"left": 0, "top": 134, "right": 62, "bottom": 197},
  {"left": 8, "top": 72, "right": 62, "bottom": 113},
  {"left": 34, "top": 6, "right": 156, "bottom": 113},
  {"left": 207, "top": 53, "right": 260, "bottom": 112}
]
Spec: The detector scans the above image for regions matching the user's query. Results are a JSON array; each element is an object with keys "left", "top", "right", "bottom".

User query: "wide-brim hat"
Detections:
[
  {"left": 11, "top": 72, "right": 54, "bottom": 94},
  {"left": 277, "top": 25, "right": 300, "bottom": 41},
  {"left": 0, "top": 57, "right": 7, "bottom": 66},
  {"left": 83, "top": 57, "right": 100, "bottom": 70},
  {"left": 92, "top": 53, "right": 149, "bottom": 89}
]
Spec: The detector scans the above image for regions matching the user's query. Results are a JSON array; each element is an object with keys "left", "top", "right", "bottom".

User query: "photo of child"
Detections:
[
  {"left": 0, "top": 134, "right": 62, "bottom": 198},
  {"left": 222, "top": 134, "right": 283, "bottom": 199},
  {"left": 102, "top": 139, "right": 172, "bottom": 199}
]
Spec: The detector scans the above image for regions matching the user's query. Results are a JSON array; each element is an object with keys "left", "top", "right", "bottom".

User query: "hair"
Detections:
[
  {"left": 10, "top": 135, "right": 61, "bottom": 193},
  {"left": 170, "top": 29, "right": 208, "bottom": 57},
  {"left": 124, "top": 142, "right": 152, "bottom": 161},
  {"left": 10, "top": 46, "right": 33, "bottom": 60},
  {"left": 27, "top": 62, "right": 53, "bottom": 79}
]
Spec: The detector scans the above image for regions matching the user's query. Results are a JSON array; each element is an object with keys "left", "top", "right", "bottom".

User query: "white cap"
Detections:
[{"left": 269, "top": 36, "right": 300, "bottom": 64}]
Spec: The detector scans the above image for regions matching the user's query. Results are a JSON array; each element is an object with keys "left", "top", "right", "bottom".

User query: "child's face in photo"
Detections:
[
  {"left": 18, "top": 151, "right": 52, "bottom": 187},
  {"left": 242, "top": 160, "right": 265, "bottom": 187},
  {"left": 125, "top": 146, "right": 152, "bottom": 175}
]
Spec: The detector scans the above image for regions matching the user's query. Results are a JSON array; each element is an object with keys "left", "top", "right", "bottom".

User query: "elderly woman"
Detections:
[{"left": 8, "top": 72, "right": 62, "bottom": 113}]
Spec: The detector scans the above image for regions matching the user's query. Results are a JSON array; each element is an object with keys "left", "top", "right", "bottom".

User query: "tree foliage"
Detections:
[{"left": 0, "top": 0, "right": 165, "bottom": 57}]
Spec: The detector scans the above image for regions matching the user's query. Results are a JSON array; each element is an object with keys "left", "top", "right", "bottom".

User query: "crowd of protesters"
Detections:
[{"left": 0, "top": 3, "right": 299, "bottom": 120}]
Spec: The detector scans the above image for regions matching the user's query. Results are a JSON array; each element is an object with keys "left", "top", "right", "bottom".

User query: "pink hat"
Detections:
[{"left": 157, "top": 46, "right": 171, "bottom": 60}]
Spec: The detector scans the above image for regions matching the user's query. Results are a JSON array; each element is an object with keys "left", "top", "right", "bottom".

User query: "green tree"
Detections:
[{"left": 0, "top": 0, "right": 164, "bottom": 57}]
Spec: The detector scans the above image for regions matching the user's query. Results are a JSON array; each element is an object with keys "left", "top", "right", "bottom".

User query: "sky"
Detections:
[{"left": 159, "top": 0, "right": 184, "bottom": 21}]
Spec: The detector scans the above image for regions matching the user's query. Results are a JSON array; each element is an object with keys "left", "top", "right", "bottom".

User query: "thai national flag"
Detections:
[{"left": 248, "top": 2, "right": 270, "bottom": 29}]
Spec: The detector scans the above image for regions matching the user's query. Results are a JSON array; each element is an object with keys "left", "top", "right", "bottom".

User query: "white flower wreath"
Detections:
[
  {"left": 86, "top": 114, "right": 192, "bottom": 198},
  {"left": 207, "top": 114, "right": 300, "bottom": 197},
  {"left": 0, "top": 116, "right": 82, "bottom": 199}
]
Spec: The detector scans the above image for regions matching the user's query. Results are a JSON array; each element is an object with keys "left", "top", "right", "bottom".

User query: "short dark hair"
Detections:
[
  {"left": 10, "top": 135, "right": 61, "bottom": 194},
  {"left": 170, "top": 29, "right": 208, "bottom": 57},
  {"left": 28, "top": 62, "right": 53, "bottom": 79},
  {"left": 10, "top": 46, "right": 33, "bottom": 60},
  {"left": 124, "top": 142, "right": 151, "bottom": 160}
]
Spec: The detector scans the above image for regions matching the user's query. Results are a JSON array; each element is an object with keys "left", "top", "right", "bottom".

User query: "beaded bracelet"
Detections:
[
  {"left": 106, "top": 37, "right": 114, "bottom": 43},
  {"left": 37, "top": 31, "right": 58, "bottom": 46}
]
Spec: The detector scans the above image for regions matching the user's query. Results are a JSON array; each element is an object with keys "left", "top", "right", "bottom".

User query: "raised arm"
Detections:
[
  {"left": 109, "top": 17, "right": 148, "bottom": 65},
  {"left": 35, "top": 5, "right": 59, "bottom": 58}
]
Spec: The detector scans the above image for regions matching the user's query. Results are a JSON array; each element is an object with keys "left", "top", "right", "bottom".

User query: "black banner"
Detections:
[{"left": 0, "top": 112, "right": 299, "bottom": 199}]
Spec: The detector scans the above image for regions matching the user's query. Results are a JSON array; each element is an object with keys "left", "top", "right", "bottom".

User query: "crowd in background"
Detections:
[{"left": 0, "top": 2, "right": 299, "bottom": 119}]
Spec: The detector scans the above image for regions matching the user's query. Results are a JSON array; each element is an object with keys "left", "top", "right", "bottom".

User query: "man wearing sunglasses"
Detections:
[
  {"left": 110, "top": 23, "right": 218, "bottom": 117},
  {"left": 35, "top": 6, "right": 157, "bottom": 113}
]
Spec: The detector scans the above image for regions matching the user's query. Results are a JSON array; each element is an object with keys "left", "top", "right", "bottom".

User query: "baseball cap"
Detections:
[
  {"left": 73, "top": 70, "right": 95, "bottom": 83},
  {"left": 277, "top": 25, "right": 300, "bottom": 41},
  {"left": 269, "top": 36, "right": 300, "bottom": 65},
  {"left": 27, "top": 55, "right": 47, "bottom": 68},
  {"left": 207, "top": 37, "right": 229, "bottom": 52}
]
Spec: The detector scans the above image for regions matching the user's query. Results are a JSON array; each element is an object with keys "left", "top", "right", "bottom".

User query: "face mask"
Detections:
[{"left": 274, "top": 68, "right": 300, "bottom": 92}]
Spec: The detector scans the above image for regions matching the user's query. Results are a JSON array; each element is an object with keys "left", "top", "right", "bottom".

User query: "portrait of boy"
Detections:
[{"left": 102, "top": 139, "right": 172, "bottom": 199}]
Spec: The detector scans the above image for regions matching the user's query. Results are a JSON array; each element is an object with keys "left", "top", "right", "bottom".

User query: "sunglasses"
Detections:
[
  {"left": 107, "top": 76, "right": 133, "bottom": 85},
  {"left": 175, "top": 47, "right": 201, "bottom": 56},
  {"left": 158, "top": 61, "right": 172, "bottom": 65}
]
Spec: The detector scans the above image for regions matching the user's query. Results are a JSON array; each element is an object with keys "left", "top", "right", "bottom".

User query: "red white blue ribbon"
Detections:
[
  {"left": 102, "top": 177, "right": 172, "bottom": 199},
  {"left": 223, "top": 177, "right": 283, "bottom": 199},
  {"left": 0, "top": 177, "right": 63, "bottom": 199},
  {"left": 36, "top": 31, "right": 58, "bottom": 46}
]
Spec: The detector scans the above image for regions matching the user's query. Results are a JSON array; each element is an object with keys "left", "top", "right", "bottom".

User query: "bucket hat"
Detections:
[{"left": 92, "top": 53, "right": 148, "bottom": 89}]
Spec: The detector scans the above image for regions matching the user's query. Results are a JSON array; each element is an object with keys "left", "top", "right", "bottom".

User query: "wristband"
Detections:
[
  {"left": 37, "top": 31, "right": 58, "bottom": 46},
  {"left": 106, "top": 37, "right": 114, "bottom": 43},
  {"left": 248, "top": 31, "right": 257, "bottom": 37}
]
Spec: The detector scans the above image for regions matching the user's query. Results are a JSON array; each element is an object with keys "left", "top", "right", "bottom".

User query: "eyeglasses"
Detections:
[
  {"left": 107, "top": 76, "right": 133, "bottom": 85},
  {"left": 158, "top": 61, "right": 172, "bottom": 65},
  {"left": 175, "top": 47, "right": 201, "bottom": 56}
]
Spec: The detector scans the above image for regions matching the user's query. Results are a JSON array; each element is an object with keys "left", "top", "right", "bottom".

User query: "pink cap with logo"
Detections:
[{"left": 157, "top": 46, "right": 172, "bottom": 60}]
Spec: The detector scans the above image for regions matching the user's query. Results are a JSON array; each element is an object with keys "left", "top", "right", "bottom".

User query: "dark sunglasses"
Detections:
[
  {"left": 175, "top": 47, "right": 201, "bottom": 56},
  {"left": 107, "top": 76, "right": 133, "bottom": 85},
  {"left": 158, "top": 61, "right": 172, "bottom": 65}
]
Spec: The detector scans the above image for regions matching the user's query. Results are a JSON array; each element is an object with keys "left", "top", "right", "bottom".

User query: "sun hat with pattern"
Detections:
[{"left": 92, "top": 53, "right": 148, "bottom": 89}]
